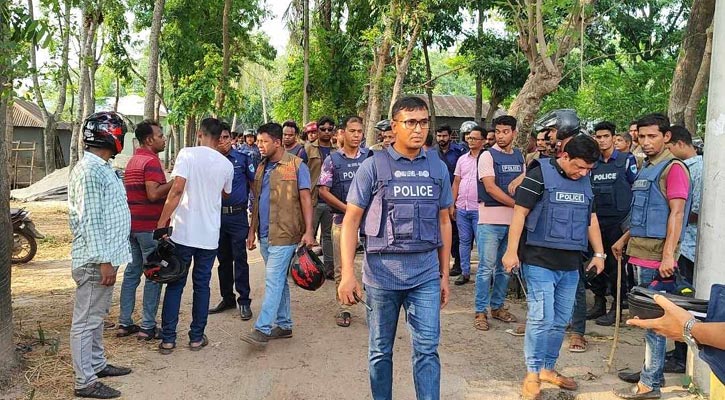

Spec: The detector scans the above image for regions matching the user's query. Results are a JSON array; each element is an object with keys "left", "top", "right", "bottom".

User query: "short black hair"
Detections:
[
  {"left": 341, "top": 116, "right": 363, "bottom": 130},
  {"left": 668, "top": 125, "right": 693, "bottom": 146},
  {"left": 200, "top": 118, "right": 223, "bottom": 139},
  {"left": 257, "top": 122, "right": 283, "bottom": 141},
  {"left": 317, "top": 116, "right": 335, "bottom": 127},
  {"left": 629, "top": 120, "right": 638, "bottom": 127},
  {"left": 493, "top": 115, "right": 517, "bottom": 131},
  {"left": 391, "top": 96, "right": 428, "bottom": 119},
  {"left": 470, "top": 126, "right": 485, "bottom": 138},
  {"left": 637, "top": 113, "right": 670, "bottom": 135},
  {"left": 593, "top": 121, "right": 616, "bottom": 135},
  {"left": 563, "top": 134, "right": 600, "bottom": 164},
  {"left": 220, "top": 121, "right": 231, "bottom": 133},
  {"left": 135, "top": 119, "right": 160, "bottom": 143},
  {"left": 436, "top": 125, "right": 451, "bottom": 134},
  {"left": 486, "top": 127, "right": 495, "bottom": 135},
  {"left": 282, "top": 120, "right": 299, "bottom": 134}
]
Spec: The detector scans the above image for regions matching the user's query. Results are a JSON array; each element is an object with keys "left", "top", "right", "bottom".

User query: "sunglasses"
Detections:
[{"left": 319, "top": 127, "right": 335, "bottom": 132}]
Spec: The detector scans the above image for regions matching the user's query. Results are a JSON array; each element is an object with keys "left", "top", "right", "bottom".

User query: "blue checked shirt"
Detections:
[
  {"left": 68, "top": 152, "right": 132, "bottom": 269},
  {"left": 681, "top": 155, "right": 703, "bottom": 262}
]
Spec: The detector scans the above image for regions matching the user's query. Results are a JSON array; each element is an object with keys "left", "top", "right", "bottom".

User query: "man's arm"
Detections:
[
  {"left": 438, "top": 208, "right": 452, "bottom": 308},
  {"left": 451, "top": 175, "right": 461, "bottom": 205},
  {"left": 319, "top": 186, "right": 346, "bottom": 213},
  {"left": 502, "top": 205, "right": 530, "bottom": 272},
  {"left": 156, "top": 177, "right": 187, "bottom": 228},
  {"left": 338, "top": 204, "right": 365, "bottom": 305},
  {"left": 507, "top": 172, "right": 526, "bottom": 196},
  {"left": 483, "top": 176, "right": 515, "bottom": 207},
  {"left": 299, "top": 188, "right": 315, "bottom": 246},
  {"left": 587, "top": 213, "right": 606, "bottom": 274},
  {"left": 660, "top": 197, "right": 686, "bottom": 276},
  {"left": 145, "top": 179, "right": 173, "bottom": 202}
]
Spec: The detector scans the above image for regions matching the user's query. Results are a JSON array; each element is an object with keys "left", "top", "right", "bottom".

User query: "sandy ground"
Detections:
[{"left": 6, "top": 202, "right": 702, "bottom": 400}]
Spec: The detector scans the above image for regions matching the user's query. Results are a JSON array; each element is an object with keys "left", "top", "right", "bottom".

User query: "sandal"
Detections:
[
  {"left": 137, "top": 327, "right": 160, "bottom": 341},
  {"left": 491, "top": 308, "right": 517, "bottom": 323},
  {"left": 335, "top": 311, "right": 351, "bottom": 327},
  {"left": 474, "top": 313, "right": 489, "bottom": 331},
  {"left": 540, "top": 370, "right": 578, "bottom": 391},
  {"left": 568, "top": 333, "right": 588, "bottom": 353},
  {"left": 116, "top": 324, "right": 140, "bottom": 337},
  {"left": 189, "top": 335, "right": 209, "bottom": 351},
  {"left": 522, "top": 374, "right": 541, "bottom": 400},
  {"left": 506, "top": 324, "right": 526, "bottom": 336},
  {"left": 158, "top": 342, "right": 176, "bottom": 355}
]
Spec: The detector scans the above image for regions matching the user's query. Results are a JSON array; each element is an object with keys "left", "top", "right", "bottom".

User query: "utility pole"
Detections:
[
  {"left": 691, "top": 0, "right": 725, "bottom": 395},
  {"left": 302, "top": 0, "right": 310, "bottom": 125}
]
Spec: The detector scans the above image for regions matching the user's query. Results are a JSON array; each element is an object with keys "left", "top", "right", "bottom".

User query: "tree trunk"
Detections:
[
  {"left": 302, "top": 0, "right": 310, "bottom": 124},
  {"left": 667, "top": 0, "right": 716, "bottom": 126},
  {"left": 365, "top": 0, "right": 395, "bottom": 146},
  {"left": 214, "top": 0, "right": 230, "bottom": 114},
  {"left": 475, "top": 77, "right": 483, "bottom": 124},
  {"left": 508, "top": 59, "right": 563, "bottom": 147},
  {"left": 388, "top": 20, "right": 422, "bottom": 117},
  {"left": 155, "top": 61, "right": 163, "bottom": 120},
  {"left": 422, "top": 36, "right": 436, "bottom": 131},
  {"left": 184, "top": 115, "right": 196, "bottom": 148},
  {"left": 684, "top": 24, "right": 713, "bottom": 134},
  {"left": 0, "top": 89, "right": 16, "bottom": 377},
  {"left": 485, "top": 94, "right": 501, "bottom": 127},
  {"left": 71, "top": 9, "right": 92, "bottom": 170},
  {"left": 144, "top": 0, "right": 164, "bottom": 120},
  {"left": 321, "top": 0, "right": 332, "bottom": 30}
]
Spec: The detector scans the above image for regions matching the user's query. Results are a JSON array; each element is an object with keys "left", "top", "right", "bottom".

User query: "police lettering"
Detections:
[
  {"left": 392, "top": 185, "right": 434, "bottom": 197},
  {"left": 593, "top": 172, "right": 617, "bottom": 181},
  {"left": 555, "top": 192, "right": 585, "bottom": 203},
  {"left": 342, "top": 171, "right": 356, "bottom": 180},
  {"left": 501, "top": 164, "right": 522, "bottom": 173}
]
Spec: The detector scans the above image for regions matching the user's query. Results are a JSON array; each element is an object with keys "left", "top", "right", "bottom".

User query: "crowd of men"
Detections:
[{"left": 66, "top": 96, "right": 720, "bottom": 400}]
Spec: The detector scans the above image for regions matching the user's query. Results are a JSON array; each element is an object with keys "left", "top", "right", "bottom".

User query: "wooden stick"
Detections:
[{"left": 607, "top": 257, "right": 624, "bottom": 372}]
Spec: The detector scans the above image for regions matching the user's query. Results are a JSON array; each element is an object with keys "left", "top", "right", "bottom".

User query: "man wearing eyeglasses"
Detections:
[
  {"left": 435, "top": 125, "right": 465, "bottom": 277},
  {"left": 339, "top": 96, "right": 453, "bottom": 400}
]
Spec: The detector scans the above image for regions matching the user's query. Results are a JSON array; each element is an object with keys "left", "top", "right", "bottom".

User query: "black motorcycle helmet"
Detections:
[
  {"left": 375, "top": 119, "right": 392, "bottom": 132},
  {"left": 290, "top": 245, "right": 325, "bottom": 291},
  {"left": 143, "top": 239, "right": 188, "bottom": 284},
  {"left": 82, "top": 111, "right": 129, "bottom": 155},
  {"left": 534, "top": 109, "right": 580, "bottom": 140}
]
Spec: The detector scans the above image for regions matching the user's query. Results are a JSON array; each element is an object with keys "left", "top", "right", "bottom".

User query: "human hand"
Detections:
[
  {"left": 337, "top": 277, "right": 362, "bottom": 306},
  {"left": 626, "top": 294, "right": 693, "bottom": 341},
  {"left": 449, "top": 207, "right": 456, "bottom": 222},
  {"left": 502, "top": 251, "right": 519, "bottom": 273},
  {"left": 659, "top": 255, "right": 675, "bottom": 278},
  {"left": 612, "top": 238, "right": 626, "bottom": 260},
  {"left": 440, "top": 278, "right": 450, "bottom": 309},
  {"left": 587, "top": 257, "right": 605, "bottom": 275},
  {"left": 301, "top": 232, "right": 315, "bottom": 248},
  {"left": 246, "top": 231, "right": 256, "bottom": 250},
  {"left": 99, "top": 263, "right": 117, "bottom": 286}
]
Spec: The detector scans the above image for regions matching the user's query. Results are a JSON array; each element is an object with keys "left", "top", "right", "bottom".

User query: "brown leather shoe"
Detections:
[
  {"left": 540, "top": 369, "right": 578, "bottom": 391},
  {"left": 522, "top": 373, "right": 541, "bottom": 400}
]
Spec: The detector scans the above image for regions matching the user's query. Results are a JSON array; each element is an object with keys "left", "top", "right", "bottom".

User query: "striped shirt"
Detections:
[
  {"left": 124, "top": 148, "right": 167, "bottom": 232},
  {"left": 68, "top": 151, "right": 132, "bottom": 269}
]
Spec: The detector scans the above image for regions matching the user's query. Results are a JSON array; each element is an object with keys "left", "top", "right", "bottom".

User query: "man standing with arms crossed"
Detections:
[
  {"left": 69, "top": 112, "right": 133, "bottom": 399},
  {"left": 339, "top": 96, "right": 453, "bottom": 400},
  {"left": 209, "top": 123, "right": 257, "bottom": 320},
  {"left": 318, "top": 116, "right": 367, "bottom": 327},
  {"left": 156, "top": 118, "right": 234, "bottom": 354}
]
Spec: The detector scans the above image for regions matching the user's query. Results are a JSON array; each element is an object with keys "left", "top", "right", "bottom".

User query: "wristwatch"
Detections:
[
  {"left": 593, "top": 252, "right": 607, "bottom": 260},
  {"left": 683, "top": 317, "right": 701, "bottom": 350}
]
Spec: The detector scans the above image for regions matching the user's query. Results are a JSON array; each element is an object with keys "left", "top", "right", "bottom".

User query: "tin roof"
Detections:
[
  {"left": 12, "top": 98, "right": 71, "bottom": 130},
  {"left": 410, "top": 94, "right": 506, "bottom": 119}
]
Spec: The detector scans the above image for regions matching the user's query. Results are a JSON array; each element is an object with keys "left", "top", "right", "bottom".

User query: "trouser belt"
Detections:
[{"left": 221, "top": 205, "right": 245, "bottom": 215}]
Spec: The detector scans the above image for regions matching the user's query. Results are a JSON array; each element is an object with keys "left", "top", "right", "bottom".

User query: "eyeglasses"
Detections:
[
  {"left": 466, "top": 136, "right": 484, "bottom": 141},
  {"left": 395, "top": 119, "right": 430, "bottom": 130},
  {"left": 319, "top": 127, "right": 335, "bottom": 132}
]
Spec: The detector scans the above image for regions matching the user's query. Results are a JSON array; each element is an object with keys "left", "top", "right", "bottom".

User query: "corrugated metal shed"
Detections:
[
  {"left": 411, "top": 94, "right": 505, "bottom": 118},
  {"left": 12, "top": 98, "right": 71, "bottom": 130}
]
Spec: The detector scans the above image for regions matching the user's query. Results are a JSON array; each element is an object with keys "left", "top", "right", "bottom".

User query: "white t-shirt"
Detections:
[{"left": 170, "top": 146, "right": 234, "bottom": 249}]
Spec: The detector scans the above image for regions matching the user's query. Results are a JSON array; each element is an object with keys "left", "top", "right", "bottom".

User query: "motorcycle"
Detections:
[{"left": 11, "top": 208, "right": 44, "bottom": 264}]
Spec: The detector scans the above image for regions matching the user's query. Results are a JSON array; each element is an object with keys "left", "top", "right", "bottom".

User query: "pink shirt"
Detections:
[
  {"left": 454, "top": 152, "right": 480, "bottom": 211},
  {"left": 477, "top": 145, "right": 524, "bottom": 225},
  {"left": 629, "top": 163, "right": 690, "bottom": 269}
]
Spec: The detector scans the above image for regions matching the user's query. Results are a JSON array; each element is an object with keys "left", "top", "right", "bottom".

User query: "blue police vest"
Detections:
[
  {"left": 363, "top": 150, "right": 444, "bottom": 253},
  {"left": 330, "top": 151, "right": 366, "bottom": 214},
  {"left": 629, "top": 157, "right": 692, "bottom": 240},
  {"left": 477, "top": 148, "right": 525, "bottom": 206},
  {"left": 591, "top": 152, "right": 632, "bottom": 218},
  {"left": 525, "top": 161, "right": 593, "bottom": 251}
]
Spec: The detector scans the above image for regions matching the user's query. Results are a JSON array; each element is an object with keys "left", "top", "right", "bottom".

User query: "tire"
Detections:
[{"left": 12, "top": 231, "right": 37, "bottom": 264}]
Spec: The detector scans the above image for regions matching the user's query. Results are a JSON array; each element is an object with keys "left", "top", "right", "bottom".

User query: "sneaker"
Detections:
[
  {"left": 241, "top": 329, "right": 270, "bottom": 346},
  {"left": 270, "top": 327, "right": 293, "bottom": 339},
  {"left": 74, "top": 381, "right": 121, "bottom": 399},
  {"left": 95, "top": 364, "right": 132, "bottom": 378}
]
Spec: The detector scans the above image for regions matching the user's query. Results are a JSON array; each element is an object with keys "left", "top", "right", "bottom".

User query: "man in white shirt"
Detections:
[{"left": 156, "top": 118, "right": 234, "bottom": 354}]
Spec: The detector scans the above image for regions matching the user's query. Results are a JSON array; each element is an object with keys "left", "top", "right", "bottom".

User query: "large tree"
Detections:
[{"left": 144, "top": 0, "right": 165, "bottom": 119}]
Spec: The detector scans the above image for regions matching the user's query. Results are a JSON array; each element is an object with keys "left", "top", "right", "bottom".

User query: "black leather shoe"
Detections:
[
  {"left": 240, "top": 305, "right": 253, "bottom": 321},
  {"left": 95, "top": 364, "right": 132, "bottom": 378},
  {"left": 587, "top": 296, "right": 607, "bottom": 320},
  {"left": 209, "top": 300, "right": 235, "bottom": 314},
  {"left": 454, "top": 275, "right": 470, "bottom": 286},
  {"left": 75, "top": 382, "right": 121, "bottom": 399},
  {"left": 663, "top": 357, "right": 685, "bottom": 374},
  {"left": 596, "top": 305, "right": 618, "bottom": 326},
  {"left": 449, "top": 267, "right": 462, "bottom": 277},
  {"left": 618, "top": 371, "right": 640, "bottom": 383}
]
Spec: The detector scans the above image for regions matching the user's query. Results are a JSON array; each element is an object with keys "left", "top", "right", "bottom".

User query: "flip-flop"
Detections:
[
  {"left": 116, "top": 324, "right": 140, "bottom": 337},
  {"left": 189, "top": 335, "right": 209, "bottom": 351},
  {"left": 335, "top": 312, "right": 351, "bottom": 327},
  {"left": 158, "top": 342, "right": 176, "bottom": 355}
]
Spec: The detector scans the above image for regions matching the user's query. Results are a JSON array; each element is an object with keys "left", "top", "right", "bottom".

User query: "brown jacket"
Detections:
[
  {"left": 250, "top": 152, "right": 306, "bottom": 246},
  {"left": 304, "top": 140, "right": 335, "bottom": 205}
]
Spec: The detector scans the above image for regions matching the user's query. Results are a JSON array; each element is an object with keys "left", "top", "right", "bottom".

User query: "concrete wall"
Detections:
[{"left": 10, "top": 127, "right": 72, "bottom": 186}]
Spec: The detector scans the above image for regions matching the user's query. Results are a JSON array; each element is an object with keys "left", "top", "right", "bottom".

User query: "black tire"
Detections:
[{"left": 12, "top": 231, "right": 37, "bottom": 264}]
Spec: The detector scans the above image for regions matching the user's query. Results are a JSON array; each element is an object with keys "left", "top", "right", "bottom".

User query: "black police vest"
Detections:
[{"left": 591, "top": 152, "right": 632, "bottom": 218}]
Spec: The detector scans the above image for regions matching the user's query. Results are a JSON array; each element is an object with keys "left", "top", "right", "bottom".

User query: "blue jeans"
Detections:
[
  {"left": 637, "top": 266, "right": 666, "bottom": 390},
  {"left": 160, "top": 243, "right": 217, "bottom": 344},
  {"left": 456, "top": 209, "right": 478, "bottom": 276},
  {"left": 119, "top": 231, "right": 161, "bottom": 330},
  {"left": 522, "top": 264, "right": 579, "bottom": 373},
  {"left": 253, "top": 237, "right": 296, "bottom": 335},
  {"left": 365, "top": 279, "right": 441, "bottom": 400},
  {"left": 474, "top": 224, "right": 510, "bottom": 313},
  {"left": 217, "top": 213, "right": 251, "bottom": 306}
]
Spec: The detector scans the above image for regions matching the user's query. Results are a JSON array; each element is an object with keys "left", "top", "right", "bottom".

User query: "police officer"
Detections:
[
  {"left": 502, "top": 134, "right": 605, "bottom": 400},
  {"left": 238, "top": 130, "right": 262, "bottom": 167},
  {"left": 587, "top": 121, "right": 637, "bottom": 326},
  {"left": 436, "top": 124, "right": 465, "bottom": 276},
  {"left": 209, "top": 123, "right": 256, "bottom": 320},
  {"left": 612, "top": 114, "right": 691, "bottom": 400},
  {"left": 338, "top": 96, "right": 453, "bottom": 400},
  {"left": 318, "top": 116, "right": 367, "bottom": 327}
]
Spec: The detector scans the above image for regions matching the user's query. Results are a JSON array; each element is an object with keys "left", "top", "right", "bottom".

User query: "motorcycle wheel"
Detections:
[{"left": 12, "top": 231, "right": 37, "bottom": 264}]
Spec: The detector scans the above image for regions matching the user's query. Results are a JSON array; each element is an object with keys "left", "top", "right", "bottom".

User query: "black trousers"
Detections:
[
  {"left": 589, "top": 222, "right": 627, "bottom": 305},
  {"left": 217, "top": 213, "right": 251, "bottom": 306},
  {"left": 451, "top": 218, "right": 460, "bottom": 266}
]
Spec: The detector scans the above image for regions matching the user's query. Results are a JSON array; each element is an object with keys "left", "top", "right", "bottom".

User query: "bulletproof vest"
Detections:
[
  {"left": 629, "top": 155, "right": 692, "bottom": 240},
  {"left": 363, "top": 150, "right": 444, "bottom": 253},
  {"left": 330, "top": 150, "right": 366, "bottom": 214},
  {"left": 591, "top": 152, "right": 632, "bottom": 218},
  {"left": 477, "top": 148, "right": 525, "bottom": 206},
  {"left": 525, "top": 161, "right": 593, "bottom": 251},
  {"left": 286, "top": 143, "right": 304, "bottom": 158}
]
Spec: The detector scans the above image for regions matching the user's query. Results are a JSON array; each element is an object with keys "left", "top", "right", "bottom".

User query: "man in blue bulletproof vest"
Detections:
[
  {"left": 587, "top": 121, "right": 638, "bottom": 327},
  {"left": 338, "top": 96, "right": 453, "bottom": 400},
  {"left": 502, "top": 135, "right": 606, "bottom": 400},
  {"left": 318, "top": 116, "right": 367, "bottom": 328}
]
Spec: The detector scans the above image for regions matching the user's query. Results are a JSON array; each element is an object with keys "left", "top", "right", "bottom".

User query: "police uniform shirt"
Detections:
[
  {"left": 514, "top": 157, "right": 596, "bottom": 271},
  {"left": 223, "top": 149, "right": 256, "bottom": 211}
]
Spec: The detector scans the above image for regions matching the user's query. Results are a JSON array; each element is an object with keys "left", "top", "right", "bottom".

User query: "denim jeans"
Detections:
[
  {"left": 637, "top": 266, "right": 666, "bottom": 390},
  {"left": 217, "top": 213, "right": 251, "bottom": 306},
  {"left": 474, "top": 224, "right": 510, "bottom": 313},
  {"left": 365, "top": 279, "right": 441, "bottom": 400},
  {"left": 456, "top": 209, "right": 478, "bottom": 276},
  {"left": 160, "top": 243, "right": 217, "bottom": 344},
  {"left": 522, "top": 264, "right": 579, "bottom": 373},
  {"left": 119, "top": 231, "right": 161, "bottom": 330},
  {"left": 253, "top": 237, "right": 296, "bottom": 335}
]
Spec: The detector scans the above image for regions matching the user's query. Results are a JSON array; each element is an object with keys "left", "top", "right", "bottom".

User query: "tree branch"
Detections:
[
  {"left": 535, "top": 0, "right": 556, "bottom": 73},
  {"left": 414, "top": 65, "right": 467, "bottom": 88}
]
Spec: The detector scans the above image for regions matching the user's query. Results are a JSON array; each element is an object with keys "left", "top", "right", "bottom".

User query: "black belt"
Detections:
[{"left": 221, "top": 205, "right": 245, "bottom": 215}]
